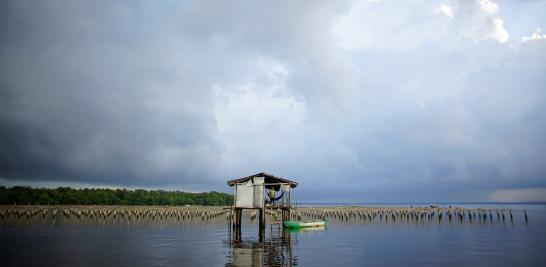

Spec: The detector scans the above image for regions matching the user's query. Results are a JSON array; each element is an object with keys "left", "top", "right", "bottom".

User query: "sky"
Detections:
[{"left": 1, "top": 0, "right": 546, "bottom": 203}]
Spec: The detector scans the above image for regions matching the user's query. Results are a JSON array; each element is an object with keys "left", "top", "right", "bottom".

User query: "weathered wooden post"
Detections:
[
  {"left": 496, "top": 210, "right": 500, "bottom": 222},
  {"left": 259, "top": 207, "right": 265, "bottom": 242}
]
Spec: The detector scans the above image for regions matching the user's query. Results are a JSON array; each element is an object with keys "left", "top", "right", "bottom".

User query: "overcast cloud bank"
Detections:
[{"left": 1, "top": 0, "right": 545, "bottom": 202}]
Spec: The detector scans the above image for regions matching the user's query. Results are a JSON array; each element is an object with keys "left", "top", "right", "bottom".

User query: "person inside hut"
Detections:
[{"left": 268, "top": 188, "right": 276, "bottom": 206}]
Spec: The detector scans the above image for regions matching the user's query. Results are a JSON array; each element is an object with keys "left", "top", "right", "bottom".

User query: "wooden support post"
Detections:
[
  {"left": 232, "top": 185, "right": 238, "bottom": 240},
  {"left": 236, "top": 208, "right": 240, "bottom": 230},
  {"left": 239, "top": 209, "right": 243, "bottom": 239},
  {"left": 288, "top": 185, "right": 291, "bottom": 208},
  {"left": 259, "top": 208, "right": 265, "bottom": 242},
  {"left": 231, "top": 207, "right": 236, "bottom": 231},
  {"left": 231, "top": 208, "right": 242, "bottom": 241},
  {"left": 259, "top": 208, "right": 265, "bottom": 229},
  {"left": 231, "top": 208, "right": 236, "bottom": 239},
  {"left": 281, "top": 209, "right": 290, "bottom": 223}
]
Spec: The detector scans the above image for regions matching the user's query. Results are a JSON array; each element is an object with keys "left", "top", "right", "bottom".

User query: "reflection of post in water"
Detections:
[{"left": 226, "top": 225, "right": 296, "bottom": 267}]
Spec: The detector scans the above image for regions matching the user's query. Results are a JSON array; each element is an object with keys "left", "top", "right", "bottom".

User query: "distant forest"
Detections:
[{"left": 0, "top": 186, "right": 233, "bottom": 206}]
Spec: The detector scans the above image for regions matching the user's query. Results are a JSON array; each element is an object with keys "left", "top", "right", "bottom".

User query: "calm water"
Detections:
[{"left": 1, "top": 204, "right": 545, "bottom": 266}]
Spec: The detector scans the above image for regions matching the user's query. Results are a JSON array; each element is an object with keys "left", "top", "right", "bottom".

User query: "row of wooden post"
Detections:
[
  {"left": 0, "top": 206, "right": 228, "bottom": 222},
  {"left": 290, "top": 207, "right": 529, "bottom": 224}
]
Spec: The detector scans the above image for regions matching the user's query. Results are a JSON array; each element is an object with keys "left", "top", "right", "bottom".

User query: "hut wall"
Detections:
[{"left": 235, "top": 177, "right": 264, "bottom": 208}]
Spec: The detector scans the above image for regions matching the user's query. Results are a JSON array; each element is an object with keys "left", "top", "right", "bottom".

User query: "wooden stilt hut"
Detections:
[{"left": 227, "top": 172, "right": 298, "bottom": 240}]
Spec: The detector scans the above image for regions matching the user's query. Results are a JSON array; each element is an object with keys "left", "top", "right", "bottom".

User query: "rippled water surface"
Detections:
[{"left": 1, "top": 204, "right": 545, "bottom": 266}]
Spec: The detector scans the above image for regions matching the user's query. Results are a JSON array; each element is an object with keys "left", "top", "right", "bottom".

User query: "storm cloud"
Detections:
[{"left": 1, "top": 0, "right": 546, "bottom": 202}]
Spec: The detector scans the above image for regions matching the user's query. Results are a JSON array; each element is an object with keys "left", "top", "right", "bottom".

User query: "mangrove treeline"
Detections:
[{"left": 0, "top": 186, "right": 233, "bottom": 206}]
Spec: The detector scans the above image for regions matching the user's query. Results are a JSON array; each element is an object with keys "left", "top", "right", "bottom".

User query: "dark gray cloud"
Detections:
[
  {"left": 1, "top": 0, "right": 545, "bottom": 202},
  {"left": 1, "top": 0, "right": 221, "bottom": 186}
]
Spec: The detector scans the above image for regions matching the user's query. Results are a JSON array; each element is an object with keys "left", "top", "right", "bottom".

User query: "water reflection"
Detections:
[
  {"left": 2, "top": 205, "right": 544, "bottom": 266},
  {"left": 226, "top": 225, "right": 324, "bottom": 266},
  {"left": 284, "top": 226, "right": 326, "bottom": 234}
]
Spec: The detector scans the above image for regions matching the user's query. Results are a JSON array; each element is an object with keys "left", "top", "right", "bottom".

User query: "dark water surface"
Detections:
[{"left": 1, "top": 204, "right": 545, "bottom": 266}]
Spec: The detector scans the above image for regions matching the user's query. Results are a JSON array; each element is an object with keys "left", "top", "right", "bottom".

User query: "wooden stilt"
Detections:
[{"left": 259, "top": 208, "right": 265, "bottom": 242}]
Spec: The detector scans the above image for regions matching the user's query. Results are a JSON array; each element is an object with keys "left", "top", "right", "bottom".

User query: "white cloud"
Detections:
[
  {"left": 491, "top": 18, "right": 509, "bottom": 43},
  {"left": 437, "top": 4, "right": 455, "bottom": 19},
  {"left": 522, "top": 27, "right": 546, "bottom": 43},
  {"left": 212, "top": 57, "right": 308, "bottom": 173},
  {"left": 333, "top": 0, "right": 510, "bottom": 50},
  {"left": 213, "top": 58, "right": 305, "bottom": 135},
  {"left": 332, "top": 0, "right": 453, "bottom": 50},
  {"left": 458, "top": 0, "right": 509, "bottom": 43},
  {"left": 478, "top": 0, "right": 498, "bottom": 15}
]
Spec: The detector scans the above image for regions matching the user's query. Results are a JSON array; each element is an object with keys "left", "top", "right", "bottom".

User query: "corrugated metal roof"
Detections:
[{"left": 227, "top": 172, "right": 298, "bottom": 188}]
